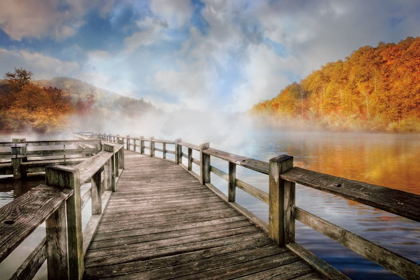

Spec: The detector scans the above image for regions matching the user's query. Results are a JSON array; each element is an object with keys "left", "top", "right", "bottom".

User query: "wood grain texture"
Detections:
[
  {"left": 295, "top": 207, "right": 420, "bottom": 280},
  {"left": 83, "top": 150, "right": 322, "bottom": 279},
  {"left": 204, "top": 147, "right": 269, "bottom": 174},
  {"left": 0, "top": 185, "right": 72, "bottom": 262},
  {"left": 282, "top": 167, "right": 420, "bottom": 222}
]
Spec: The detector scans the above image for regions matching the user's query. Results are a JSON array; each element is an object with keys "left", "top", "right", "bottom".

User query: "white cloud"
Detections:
[
  {"left": 0, "top": 48, "right": 79, "bottom": 79},
  {"left": 124, "top": 18, "right": 168, "bottom": 53},
  {"left": 0, "top": 0, "right": 115, "bottom": 41},
  {"left": 150, "top": 0, "right": 193, "bottom": 27}
]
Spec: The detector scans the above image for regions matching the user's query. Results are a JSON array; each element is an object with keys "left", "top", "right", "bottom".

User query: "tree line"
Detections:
[
  {"left": 251, "top": 37, "right": 420, "bottom": 132},
  {"left": 0, "top": 68, "right": 94, "bottom": 133}
]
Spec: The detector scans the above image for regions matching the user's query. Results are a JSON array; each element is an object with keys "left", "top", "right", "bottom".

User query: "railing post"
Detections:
[
  {"left": 228, "top": 162, "right": 236, "bottom": 202},
  {"left": 140, "top": 136, "right": 144, "bottom": 154},
  {"left": 11, "top": 138, "right": 26, "bottom": 180},
  {"left": 45, "top": 165, "right": 83, "bottom": 280},
  {"left": 175, "top": 138, "right": 182, "bottom": 164},
  {"left": 269, "top": 155, "right": 295, "bottom": 247},
  {"left": 126, "top": 135, "right": 130, "bottom": 150},
  {"left": 133, "top": 137, "right": 137, "bottom": 152},
  {"left": 188, "top": 148, "right": 192, "bottom": 171},
  {"left": 150, "top": 137, "right": 155, "bottom": 157},
  {"left": 91, "top": 167, "right": 103, "bottom": 215},
  {"left": 117, "top": 139, "right": 124, "bottom": 169},
  {"left": 46, "top": 201, "right": 68, "bottom": 279},
  {"left": 163, "top": 143, "right": 166, "bottom": 159},
  {"left": 200, "top": 143, "right": 210, "bottom": 185},
  {"left": 104, "top": 144, "right": 117, "bottom": 192}
]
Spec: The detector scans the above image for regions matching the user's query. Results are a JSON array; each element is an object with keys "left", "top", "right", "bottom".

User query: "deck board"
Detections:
[{"left": 84, "top": 151, "right": 324, "bottom": 279}]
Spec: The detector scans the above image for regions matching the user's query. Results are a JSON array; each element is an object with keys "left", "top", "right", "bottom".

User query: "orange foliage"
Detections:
[{"left": 251, "top": 37, "right": 420, "bottom": 132}]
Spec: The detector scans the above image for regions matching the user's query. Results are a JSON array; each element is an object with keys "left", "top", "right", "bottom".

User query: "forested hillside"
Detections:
[
  {"left": 251, "top": 37, "right": 420, "bottom": 132},
  {"left": 0, "top": 70, "right": 156, "bottom": 133}
]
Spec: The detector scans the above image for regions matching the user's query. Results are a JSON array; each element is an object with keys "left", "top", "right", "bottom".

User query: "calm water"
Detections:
[{"left": 1, "top": 131, "right": 419, "bottom": 279}]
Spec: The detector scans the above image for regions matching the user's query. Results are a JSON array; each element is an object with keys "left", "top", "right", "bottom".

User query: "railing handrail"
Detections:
[
  {"left": 0, "top": 137, "right": 125, "bottom": 280},
  {"left": 88, "top": 131, "right": 420, "bottom": 280}
]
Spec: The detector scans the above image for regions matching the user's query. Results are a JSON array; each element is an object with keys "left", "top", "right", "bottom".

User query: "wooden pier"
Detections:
[
  {"left": 1, "top": 132, "right": 420, "bottom": 280},
  {"left": 83, "top": 151, "right": 322, "bottom": 279}
]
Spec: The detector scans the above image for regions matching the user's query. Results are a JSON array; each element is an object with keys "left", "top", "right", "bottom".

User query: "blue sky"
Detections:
[{"left": 0, "top": 0, "right": 419, "bottom": 112}]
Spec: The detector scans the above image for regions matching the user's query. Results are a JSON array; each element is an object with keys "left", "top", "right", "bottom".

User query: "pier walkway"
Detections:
[
  {"left": 2, "top": 134, "right": 419, "bottom": 280},
  {"left": 83, "top": 151, "right": 323, "bottom": 279}
]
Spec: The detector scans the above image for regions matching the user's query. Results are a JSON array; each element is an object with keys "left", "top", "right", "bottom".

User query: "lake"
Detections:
[{"left": 1, "top": 130, "right": 419, "bottom": 279}]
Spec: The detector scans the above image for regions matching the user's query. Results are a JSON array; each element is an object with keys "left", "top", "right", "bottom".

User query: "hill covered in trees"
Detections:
[
  {"left": 251, "top": 37, "right": 420, "bottom": 132},
  {"left": 0, "top": 70, "right": 157, "bottom": 134}
]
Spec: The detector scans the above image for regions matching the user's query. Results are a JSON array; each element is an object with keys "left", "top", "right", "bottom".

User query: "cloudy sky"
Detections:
[{"left": 0, "top": 0, "right": 419, "bottom": 112}]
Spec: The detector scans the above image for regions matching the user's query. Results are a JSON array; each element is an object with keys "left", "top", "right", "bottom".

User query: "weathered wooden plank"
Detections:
[
  {"left": 89, "top": 220, "right": 253, "bottom": 250},
  {"left": 0, "top": 185, "right": 72, "bottom": 262},
  {"left": 105, "top": 246, "right": 289, "bottom": 280},
  {"left": 81, "top": 187, "right": 92, "bottom": 210},
  {"left": 228, "top": 162, "right": 236, "bottom": 202},
  {"left": 236, "top": 178, "right": 269, "bottom": 204},
  {"left": 178, "top": 141, "right": 200, "bottom": 151},
  {"left": 204, "top": 147, "right": 269, "bottom": 174},
  {"left": 85, "top": 237, "right": 272, "bottom": 278},
  {"left": 282, "top": 167, "right": 420, "bottom": 223},
  {"left": 286, "top": 242, "right": 349, "bottom": 280},
  {"left": 295, "top": 207, "right": 420, "bottom": 280},
  {"left": 152, "top": 139, "right": 175, "bottom": 144},
  {"left": 176, "top": 252, "right": 300, "bottom": 280},
  {"left": 269, "top": 155, "right": 293, "bottom": 246},
  {"left": 85, "top": 232, "right": 267, "bottom": 269},
  {"left": 210, "top": 165, "right": 228, "bottom": 181},
  {"left": 93, "top": 216, "right": 247, "bottom": 241},
  {"left": 46, "top": 202, "right": 68, "bottom": 279},
  {"left": 20, "top": 158, "right": 87, "bottom": 167},
  {"left": 9, "top": 237, "right": 47, "bottom": 280},
  {"left": 75, "top": 151, "right": 113, "bottom": 184},
  {"left": 234, "top": 261, "right": 313, "bottom": 280},
  {"left": 25, "top": 148, "right": 96, "bottom": 157}
]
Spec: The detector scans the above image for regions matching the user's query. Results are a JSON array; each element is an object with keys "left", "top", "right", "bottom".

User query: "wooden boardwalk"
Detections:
[{"left": 83, "top": 151, "right": 324, "bottom": 279}]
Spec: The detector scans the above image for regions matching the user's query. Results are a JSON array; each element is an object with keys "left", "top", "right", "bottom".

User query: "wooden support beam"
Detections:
[
  {"left": 163, "top": 143, "right": 166, "bottom": 159},
  {"left": 91, "top": 167, "right": 103, "bottom": 215},
  {"left": 269, "top": 155, "right": 294, "bottom": 247},
  {"left": 103, "top": 144, "right": 117, "bottom": 192},
  {"left": 200, "top": 142, "right": 210, "bottom": 185},
  {"left": 140, "top": 136, "right": 144, "bottom": 154},
  {"left": 46, "top": 202, "right": 68, "bottom": 279},
  {"left": 188, "top": 148, "right": 192, "bottom": 171},
  {"left": 126, "top": 135, "right": 130, "bottom": 150},
  {"left": 228, "top": 162, "right": 236, "bottom": 202},
  {"left": 45, "top": 165, "right": 83, "bottom": 280},
  {"left": 150, "top": 137, "right": 155, "bottom": 157},
  {"left": 175, "top": 138, "right": 182, "bottom": 164}
]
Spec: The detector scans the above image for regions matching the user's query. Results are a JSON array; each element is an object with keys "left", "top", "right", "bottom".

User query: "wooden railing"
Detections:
[
  {"left": 0, "top": 140, "right": 124, "bottom": 280},
  {"left": 0, "top": 138, "right": 101, "bottom": 179},
  {"left": 91, "top": 132, "right": 420, "bottom": 280}
]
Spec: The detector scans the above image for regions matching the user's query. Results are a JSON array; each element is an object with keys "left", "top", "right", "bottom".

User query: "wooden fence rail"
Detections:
[
  {"left": 0, "top": 139, "right": 101, "bottom": 180},
  {"left": 89, "top": 132, "right": 420, "bottom": 280},
  {"left": 0, "top": 139, "right": 124, "bottom": 280}
]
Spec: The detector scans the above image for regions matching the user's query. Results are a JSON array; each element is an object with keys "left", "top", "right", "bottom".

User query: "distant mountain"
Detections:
[
  {"left": 35, "top": 77, "right": 157, "bottom": 117},
  {"left": 251, "top": 37, "right": 420, "bottom": 132}
]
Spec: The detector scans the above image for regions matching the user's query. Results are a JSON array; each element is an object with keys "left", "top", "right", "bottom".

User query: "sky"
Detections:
[{"left": 0, "top": 0, "right": 419, "bottom": 112}]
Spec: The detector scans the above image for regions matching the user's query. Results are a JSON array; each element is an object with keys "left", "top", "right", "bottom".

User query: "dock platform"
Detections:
[{"left": 84, "top": 151, "right": 323, "bottom": 279}]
